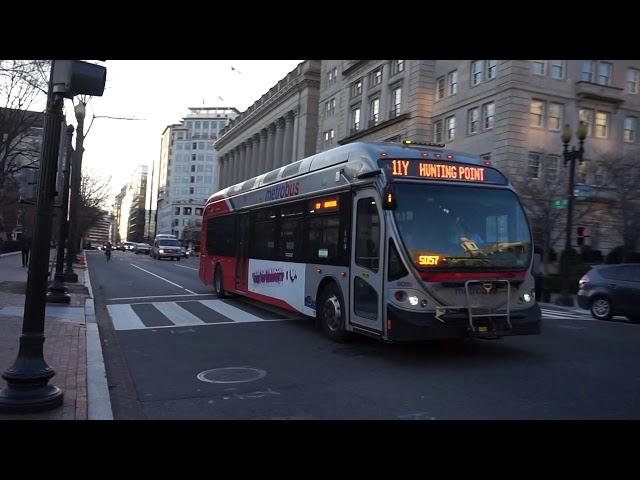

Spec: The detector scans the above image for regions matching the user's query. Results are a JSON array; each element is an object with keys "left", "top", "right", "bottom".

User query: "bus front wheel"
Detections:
[
  {"left": 214, "top": 264, "right": 225, "bottom": 298},
  {"left": 318, "top": 283, "right": 349, "bottom": 343}
]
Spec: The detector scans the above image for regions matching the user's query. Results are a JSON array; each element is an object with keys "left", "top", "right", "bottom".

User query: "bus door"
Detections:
[
  {"left": 235, "top": 213, "right": 250, "bottom": 292},
  {"left": 349, "top": 188, "right": 384, "bottom": 333}
]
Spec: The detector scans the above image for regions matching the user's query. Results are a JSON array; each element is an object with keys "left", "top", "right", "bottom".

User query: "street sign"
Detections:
[
  {"left": 574, "top": 184, "right": 591, "bottom": 200},
  {"left": 552, "top": 198, "right": 568, "bottom": 209}
]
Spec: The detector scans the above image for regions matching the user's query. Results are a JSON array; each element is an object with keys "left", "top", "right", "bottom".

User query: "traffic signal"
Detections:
[
  {"left": 52, "top": 60, "right": 106, "bottom": 99},
  {"left": 577, "top": 226, "right": 588, "bottom": 246}
]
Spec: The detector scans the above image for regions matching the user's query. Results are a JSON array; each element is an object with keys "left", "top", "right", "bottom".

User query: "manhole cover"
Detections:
[{"left": 197, "top": 367, "right": 266, "bottom": 384}]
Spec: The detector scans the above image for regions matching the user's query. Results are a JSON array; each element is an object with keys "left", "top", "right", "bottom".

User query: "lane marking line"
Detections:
[
  {"left": 130, "top": 263, "right": 186, "bottom": 289},
  {"left": 106, "top": 304, "right": 146, "bottom": 330},
  {"left": 106, "top": 293, "right": 211, "bottom": 301},
  {"left": 174, "top": 264, "right": 199, "bottom": 271}
]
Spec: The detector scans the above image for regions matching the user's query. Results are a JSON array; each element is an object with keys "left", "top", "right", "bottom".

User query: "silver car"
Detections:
[{"left": 151, "top": 238, "right": 182, "bottom": 261}]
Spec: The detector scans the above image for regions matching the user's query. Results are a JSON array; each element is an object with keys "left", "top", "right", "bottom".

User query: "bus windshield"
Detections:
[{"left": 392, "top": 183, "right": 531, "bottom": 271}]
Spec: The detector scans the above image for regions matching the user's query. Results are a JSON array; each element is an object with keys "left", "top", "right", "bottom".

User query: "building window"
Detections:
[
  {"left": 351, "top": 107, "right": 361, "bottom": 132},
  {"left": 445, "top": 116, "right": 455, "bottom": 141},
  {"left": 624, "top": 116, "right": 637, "bottom": 142},
  {"left": 532, "top": 60, "right": 546, "bottom": 75},
  {"left": 579, "top": 108, "right": 594, "bottom": 136},
  {"left": 195, "top": 208, "right": 203, "bottom": 216},
  {"left": 550, "top": 60, "right": 565, "bottom": 79},
  {"left": 468, "top": 107, "right": 479, "bottom": 134},
  {"left": 184, "top": 207, "right": 192, "bottom": 215},
  {"left": 486, "top": 60, "right": 497, "bottom": 80},
  {"left": 327, "top": 66, "right": 338, "bottom": 84},
  {"left": 175, "top": 207, "right": 180, "bottom": 215},
  {"left": 530, "top": 100, "right": 545, "bottom": 127},
  {"left": 190, "top": 176, "right": 195, "bottom": 183},
  {"left": 597, "top": 62, "right": 612, "bottom": 86},
  {"left": 482, "top": 102, "right": 495, "bottom": 130},
  {"left": 391, "top": 86, "right": 402, "bottom": 117},
  {"left": 191, "top": 154, "right": 196, "bottom": 161},
  {"left": 392, "top": 60, "right": 405, "bottom": 75},
  {"left": 548, "top": 102, "right": 563, "bottom": 131},
  {"left": 595, "top": 111, "right": 609, "bottom": 138},
  {"left": 189, "top": 187, "right": 194, "bottom": 195},
  {"left": 528, "top": 153, "right": 541, "bottom": 178},
  {"left": 192, "top": 142, "right": 197, "bottom": 150},
  {"left": 545, "top": 155, "right": 559, "bottom": 182},
  {"left": 351, "top": 79, "right": 362, "bottom": 97},
  {"left": 325, "top": 98, "right": 336, "bottom": 117},
  {"left": 324, "top": 129, "right": 335, "bottom": 145},
  {"left": 471, "top": 61, "right": 483, "bottom": 86},
  {"left": 369, "top": 97, "right": 379, "bottom": 126},
  {"left": 369, "top": 67, "right": 382, "bottom": 87},
  {"left": 434, "top": 120, "right": 443, "bottom": 143},
  {"left": 447, "top": 70, "right": 458, "bottom": 95},
  {"left": 436, "top": 76, "right": 445, "bottom": 100},
  {"left": 582, "top": 61, "right": 594, "bottom": 82},
  {"left": 627, "top": 69, "right": 639, "bottom": 94}
]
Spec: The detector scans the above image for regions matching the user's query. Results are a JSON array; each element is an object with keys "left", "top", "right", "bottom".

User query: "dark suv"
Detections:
[{"left": 577, "top": 264, "right": 640, "bottom": 323}]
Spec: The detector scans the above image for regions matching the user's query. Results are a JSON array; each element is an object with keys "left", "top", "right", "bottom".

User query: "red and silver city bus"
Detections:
[{"left": 199, "top": 141, "right": 541, "bottom": 342}]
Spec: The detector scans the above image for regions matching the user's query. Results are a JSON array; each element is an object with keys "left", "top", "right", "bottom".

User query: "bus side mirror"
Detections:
[{"left": 382, "top": 186, "right": 397, "bottom": 210}]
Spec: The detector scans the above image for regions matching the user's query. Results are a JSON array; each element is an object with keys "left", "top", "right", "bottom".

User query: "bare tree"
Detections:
[
  {"left": 0, "top": 60, "right": 50, "bottom": 238},
  {"left": 594, "top": 152, "right": 640, "bottom": 261},
  {"left": 77, "top": 170, "right": 111, "bottom": 238},
  {"left": 512, "top": 155, "right": 601, "bottom": 275}
]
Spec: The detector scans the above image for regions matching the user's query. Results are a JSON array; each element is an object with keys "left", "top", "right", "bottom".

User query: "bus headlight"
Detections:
[
  {"left": 523, "top": 293, "right": 532, "bottom": 302},
  {"left": 408, "top": 295, "right": 419, "bottom": 306}
]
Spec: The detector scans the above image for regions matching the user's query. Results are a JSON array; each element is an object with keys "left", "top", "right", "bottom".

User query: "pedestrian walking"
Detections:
[{"left": 20, "top": 234, "right": 31, "bottom": 267}]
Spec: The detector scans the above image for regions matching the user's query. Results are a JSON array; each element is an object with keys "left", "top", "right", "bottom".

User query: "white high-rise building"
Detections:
[{"left": 155, "top": 107, "right": 239, "bottom": 241}]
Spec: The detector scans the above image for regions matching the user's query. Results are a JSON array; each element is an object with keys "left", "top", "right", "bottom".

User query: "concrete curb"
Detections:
[
  {"left": 0, "top": 251, "right": 20, "bottom": 258},
  {"left": 83, "top": 258, "right": 113, "bottom": 420}
]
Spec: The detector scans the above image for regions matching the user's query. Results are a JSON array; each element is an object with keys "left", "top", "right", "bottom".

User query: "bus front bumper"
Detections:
[{"left": 386, "top": 303, "right": 541, "bottom": 342}]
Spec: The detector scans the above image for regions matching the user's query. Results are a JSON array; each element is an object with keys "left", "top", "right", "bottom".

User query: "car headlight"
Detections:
[{"left": 159, "top": 249, "right": 164, "bottom": 253}]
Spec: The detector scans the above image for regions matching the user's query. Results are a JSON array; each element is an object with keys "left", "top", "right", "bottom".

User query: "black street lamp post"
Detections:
[
  {"left": 0, "top": 60, "right": 105, "bottom": 413},
  {"left": 0, "top": 67, "right": 65, "bottom": 412},
  {"left": 555, "top": 121, "right": 588, "bottom": 307},
  {"left": 47, "top": 125, "right": 74, "bottom": 303}
]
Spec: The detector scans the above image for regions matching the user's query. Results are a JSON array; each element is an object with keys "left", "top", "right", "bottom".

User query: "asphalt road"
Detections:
[{"left": 87, "top": 250, "right": 640, "bottom": 420}]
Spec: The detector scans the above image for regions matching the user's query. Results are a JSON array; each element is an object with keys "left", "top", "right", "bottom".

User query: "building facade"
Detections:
[
  {"left": 114, "top": 165, "right": 148, "bottom": 243},
  {"left": 215, "top": 60, "right": 321, "bottom": 189},
  {"left": 316, "top": 60, "right": 640, "bottom": 255},
  {"left": 156, "top": 107, "right": 238, "bottom": 240},
  {"left": 84, "top": 209, "right": 112, "bottom": 247}
]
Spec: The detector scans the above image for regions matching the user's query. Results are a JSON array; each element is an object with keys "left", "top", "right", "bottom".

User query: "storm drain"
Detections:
[{"left": 197, "top": 367, "right": 267, "bottom": 384}]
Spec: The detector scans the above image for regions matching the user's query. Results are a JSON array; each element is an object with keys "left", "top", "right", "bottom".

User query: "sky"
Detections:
[{"left": 56, "top": 60, "right": 303, "bottom": 205}]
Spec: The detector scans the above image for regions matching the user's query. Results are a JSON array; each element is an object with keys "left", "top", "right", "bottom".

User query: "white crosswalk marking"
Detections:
[
  {"left": 541, "top": 308, "right": 590, "bottom": 320},
  {"left": 106, "top": 304, "right": 147, "bottom": 330},
  {"left": 153, "top": 301, "right": 206, "bottom": 327},
  {"left": 106, "top": 299, "right": 296, "bottom": 331}
]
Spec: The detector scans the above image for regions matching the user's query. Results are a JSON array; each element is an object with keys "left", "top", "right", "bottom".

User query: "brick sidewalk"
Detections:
[{"left": 0, "top": 251, "right": 90, "bottom": 419}]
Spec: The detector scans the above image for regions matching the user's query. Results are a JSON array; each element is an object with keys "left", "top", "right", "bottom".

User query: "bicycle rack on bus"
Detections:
[{"left": 464, "top": 279, "right": 512, "bottom": 335}]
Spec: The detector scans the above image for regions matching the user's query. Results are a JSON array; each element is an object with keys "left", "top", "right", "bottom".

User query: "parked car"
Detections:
[
  {"left": 180, "top": 247, "right": 190, "bottom": 258},
  {"left": 577, "top": 264, "right": 640, "bottom": 323},
  {"left": 151, "top": 237, "right": 182, "bottom": 260},
  {"left": 133, "top": 243, "right": 151, "bottom": 255}
]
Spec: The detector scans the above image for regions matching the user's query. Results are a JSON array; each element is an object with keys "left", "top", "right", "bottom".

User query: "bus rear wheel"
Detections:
[
  {"left": 214, "top": 264, "right": 226, "bottom": 298},
  {"left": 318, "top": 283, "right": 349, "bottom": 343}
]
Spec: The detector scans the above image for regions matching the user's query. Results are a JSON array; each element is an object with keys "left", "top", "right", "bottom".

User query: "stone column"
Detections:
[
  {"left": 232, "top": 148, "right": 240, "bottom": 186},
  {"left": 274, "top": 117, "right": 285, "bottom": 168},
  {"left": 265, "top": 123, "right": 276, "bottom": 173},
  {"left": 291, "top": 108, "right": 300, "bottom": 162},
  {"left": 283, "top": 111, "right": 294, "bottom": 166},
  {"left": 244, "top": 139, "right": 254, "bottom": 180},
  {"left": 218, "top": 155, "right": 225, "bottom": 189},
  {"left": 258, "top": 129, "right": 268, "bottom": 175},
  {"left": 239, "top": 143, "right": 248, "bottom": 183},
  {"left": 251, "top": 133, "right": 260, "bottom": 177}
]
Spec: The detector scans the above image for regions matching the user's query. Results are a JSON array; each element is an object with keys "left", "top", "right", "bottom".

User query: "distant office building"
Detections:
[
  {"left": 156, "top": 107, "right": 238, "bottom": 240},
  {"left": 215, "top": 60, "right": 321, "bottom": 188},
  {"left": 114, "top": 165, "right": 148, "bottom": 243},
  {"left": 84, "top": 210, "right": 112, "bottom": 247},
  {"left": 316, "top": 60, "right": 640, "bottom": 254}
]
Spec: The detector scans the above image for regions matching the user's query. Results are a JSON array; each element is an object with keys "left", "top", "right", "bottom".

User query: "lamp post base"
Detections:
[
  {"left": 0, "top": 384, "right": 64, "bottom": 413},
  {"left": 63, "top": 270, "right": 78, "bottom": 283},
  {"left": 46, "top": 274, "right": 71, "bottom": 303}
]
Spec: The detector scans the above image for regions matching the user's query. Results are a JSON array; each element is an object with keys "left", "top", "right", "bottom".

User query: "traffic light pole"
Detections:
[
  {"left": 0, "top": 70, "right": 65, "bottom": 412},
  {"left": 557, "top": 141, "right": 583, "bottom": 307}
]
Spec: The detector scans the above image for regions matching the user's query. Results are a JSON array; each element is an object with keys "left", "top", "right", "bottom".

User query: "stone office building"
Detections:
[
  {"left": 215, "top": 60, "right": 321, "bottom": 189},
  {"left": 316, "top": 60, "right": 640, "bottom": 255}
]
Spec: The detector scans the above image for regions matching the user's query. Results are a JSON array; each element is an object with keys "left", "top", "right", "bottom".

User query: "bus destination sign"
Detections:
[{"left": 380, "top": 159, "right": 507, "bottom": 184}]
